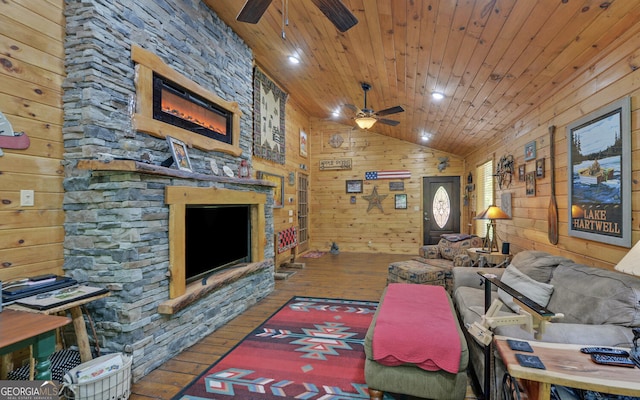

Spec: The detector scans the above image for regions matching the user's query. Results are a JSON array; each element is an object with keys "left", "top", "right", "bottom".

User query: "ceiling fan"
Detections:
[
  {"left": 237, "top": 0, "right": 358, "bottom": 33},
  {"left": 345, "top": 83, "right": 404, "bottom": 130}
]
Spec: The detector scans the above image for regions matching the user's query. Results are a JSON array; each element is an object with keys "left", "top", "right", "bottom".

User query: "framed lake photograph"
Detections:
[{"left": 567, "top": 96, "right": 631, "bottom": 247}]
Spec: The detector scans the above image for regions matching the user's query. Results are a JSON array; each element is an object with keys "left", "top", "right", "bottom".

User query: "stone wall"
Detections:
[{"left": 62, "top": 0, "right": 274, "bottom": 380}]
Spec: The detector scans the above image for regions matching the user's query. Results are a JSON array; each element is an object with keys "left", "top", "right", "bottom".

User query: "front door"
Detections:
[{"left": 423, "top": 176, "right": 461, "bottom": 245}]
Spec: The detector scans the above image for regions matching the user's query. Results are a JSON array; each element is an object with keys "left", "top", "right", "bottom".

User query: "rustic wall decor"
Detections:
[
  {"left": 525, "top": 171, "right": 536, "bottom": 196},
  {"left": 253, "top": 68, "right": 287, "bottom": 164},
  {"left": 495, "top": 154, "right": 514, "bottom": 189},
  {"left": 567, "top": 96, "right": 631, "bottom": 247},
  {"left": 362, "top": 186, "right": 387, "bottom": 213},
  {"left": 319, "top": 159, "right": 352, "bottom": 170},
  {"left": 524, "top": 141, "right": 536, "bottom": 161},
  {"left": 536, "top": 158, "right": 545, "bottom": 178},
  {"left": 346, "top": 180, "right": 363, "bottom": 193},
  {"left": 257, "top": 171, "right": 284, "bottom": 208}
]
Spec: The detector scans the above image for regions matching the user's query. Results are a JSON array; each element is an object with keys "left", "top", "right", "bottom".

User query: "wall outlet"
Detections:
[{"left": 20, "top": 190, "right": 34, "bottom": 207}]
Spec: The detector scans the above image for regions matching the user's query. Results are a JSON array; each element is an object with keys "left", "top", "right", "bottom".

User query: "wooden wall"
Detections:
[
  {"left": 463, "top": 24, "right": 640, "bottom": 270},
  {"left": 307, "top": 119, "right": 464, "bottom": 254},
  {"left": 251, "top": 74, "right": 312, "bottom": 260},
  {"left": 0, "top": 0, "right": 65, "bottom": 283}
]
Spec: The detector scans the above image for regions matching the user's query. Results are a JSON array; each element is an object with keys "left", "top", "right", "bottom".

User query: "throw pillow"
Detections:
[{"left": 498, "top": 264, "right": 554, "bottom": 313}]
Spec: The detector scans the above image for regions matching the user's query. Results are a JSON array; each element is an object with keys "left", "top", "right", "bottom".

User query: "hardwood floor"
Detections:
[{"left": 129, "top": 252, "right": 478, "bottom": 400}]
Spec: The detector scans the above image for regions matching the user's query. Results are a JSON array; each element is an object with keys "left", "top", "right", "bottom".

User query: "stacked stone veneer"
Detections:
[{"left": 62, "top": 0, "right": 275, "bottom": 380}]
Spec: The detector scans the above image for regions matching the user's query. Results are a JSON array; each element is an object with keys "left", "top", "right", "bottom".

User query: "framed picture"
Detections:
[
  {"left": 257, "top": 171, "right": 285, "bottom": 208},
  {"left": 299, "top": 129, "right": 308, "bottom": 158},
  {"left": 350, "top": 195, "right": 356, "bottom": 204},
  {"left": 395, "top": 194, "right": 407, "bottom": 209},
  {"left": 166, "top": 136, "right": 192, "bottom": 172},
  {"left": 567, "top": 96, "right": 631, "bottom": 247},
  {"left": 524, "top": 141, "right": 536, "bottom": 161},
  {"left": 525, "top": 171, "right": 536, "bottom": 196},
  {"left": 536, "top": 158, "right": 545, "bottom": 178},
  {"left": 346, "top": 179, "right": 363, "bottom": 193},
  {"left": 518, "top": 164, "right": 526, "bottom": 181},
  {"left": 389, "top": 181, "right": 404, "bottom": 191}
]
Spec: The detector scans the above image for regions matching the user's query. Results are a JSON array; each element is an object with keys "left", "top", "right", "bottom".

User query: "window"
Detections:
[{"left": 475, "top": 160, "right": 494, "bottom": 237}]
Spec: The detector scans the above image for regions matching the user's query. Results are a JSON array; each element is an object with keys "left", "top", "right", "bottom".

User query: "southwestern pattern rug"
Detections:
[{"left": 173, "top": 296, "right": 378, "bottom": 400}]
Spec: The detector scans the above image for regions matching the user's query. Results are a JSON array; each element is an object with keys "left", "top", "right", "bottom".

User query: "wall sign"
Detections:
[
  {"left": 319, "top": 158, "right": 352, "bottom": 170},
  {"left": 567, "top": 96, "right": 631, "bottom": 247}
]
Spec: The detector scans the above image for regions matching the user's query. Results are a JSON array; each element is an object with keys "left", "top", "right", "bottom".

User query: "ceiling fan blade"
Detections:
[
  {"left": 237, "top": 0, "right": 273, "bottom": 23},
  {"left": 378, "top": 118, "right": 400, "bottom": 126},
  {"left": 343, "top": 104, "right": 360, "bottom": 114},
  {"left": 376, "top": 105, "right": 405, "bottom": 117},
  {"left": 309, "top": 0, "right": 358, "bottom": 32}
]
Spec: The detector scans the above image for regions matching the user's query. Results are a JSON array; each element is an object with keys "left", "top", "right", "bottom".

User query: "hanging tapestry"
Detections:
[{"left": 253, "top": 68, "right": 287, "bottom": 164}]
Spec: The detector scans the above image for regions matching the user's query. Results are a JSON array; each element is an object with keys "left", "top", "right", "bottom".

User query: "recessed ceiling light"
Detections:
[
  {"left": 431, "top": 92, "right": 444, "bottom": 100},
  {"left": 421, "top": 133, "right": 430, "bottom": 141},
  {"left": 288, "top": 55, "right": 300, "bottom": 64}
]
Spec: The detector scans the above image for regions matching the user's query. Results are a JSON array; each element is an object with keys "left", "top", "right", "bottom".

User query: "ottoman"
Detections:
[
  {"left": 364, "top": 284, "right": 468, "bottom": 400},
  {"left": 387, "top": 259, "right": 449, "bottom": 291}
]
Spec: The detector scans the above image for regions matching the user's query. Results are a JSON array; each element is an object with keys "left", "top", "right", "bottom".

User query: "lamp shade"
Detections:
[
  {"left": 615, "top": 241, "right": 640, "bottom": 276},
  {"left": 355, "top": 116, "right": 377, "bottom": 130},
  {"left": 475, "top": 205, "right": 510, "bottom": 220}
]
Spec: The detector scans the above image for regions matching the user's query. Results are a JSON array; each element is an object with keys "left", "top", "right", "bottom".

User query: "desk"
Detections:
[
  {"left": 0, "top": 310, "right": 71, "bottom": 380},
  {"left": 494, "top": 336, "right": 640, "bottom": 400},
  {"left": 8, "top": 291, "right": 109, "bottom": 363},
  {"left": 466, "top": 247, "right": 510, "bottom": 267}
]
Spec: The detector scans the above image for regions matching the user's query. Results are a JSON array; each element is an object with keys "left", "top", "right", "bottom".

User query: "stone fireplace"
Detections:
[{"left": 62, "top": 0, "right": 275, "bottom": 381}]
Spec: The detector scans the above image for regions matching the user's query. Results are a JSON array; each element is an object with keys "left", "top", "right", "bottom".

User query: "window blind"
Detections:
[{"left": 476, "top": 160, "right": 494, "bottom": 237}]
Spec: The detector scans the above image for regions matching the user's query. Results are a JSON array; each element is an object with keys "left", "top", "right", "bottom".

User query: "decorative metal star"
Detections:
[{"left": 362, "top": 186, "right": 387, "bottom": 212}]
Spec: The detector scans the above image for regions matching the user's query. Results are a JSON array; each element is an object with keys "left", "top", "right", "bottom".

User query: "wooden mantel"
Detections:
[{"left": 76, "top": 159, "right": 275, "bottom": 188}]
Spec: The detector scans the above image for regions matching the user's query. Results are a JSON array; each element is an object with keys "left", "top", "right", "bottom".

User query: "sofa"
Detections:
[
  {"left": 388, "top": 234, "right": 484, "bottom": 293},
  {"left": 452, "top": 250, "right": 640, "bottom": 399}
]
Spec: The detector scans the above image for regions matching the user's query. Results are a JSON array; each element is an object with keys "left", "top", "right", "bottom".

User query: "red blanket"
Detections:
[{"left": 372, "top": 283, "right": 462, "bottom": 373}]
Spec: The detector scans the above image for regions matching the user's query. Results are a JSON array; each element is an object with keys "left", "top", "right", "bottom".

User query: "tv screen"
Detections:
[{"left": 185, "top": 205, "right": 251, "bottom": 282}]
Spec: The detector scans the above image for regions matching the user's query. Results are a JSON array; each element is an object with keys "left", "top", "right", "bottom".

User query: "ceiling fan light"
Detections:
[
  {"left": 431, "top": 91, "right": 444, "bottom": 100},
  {"left": 355, "top": 116, "right": 377, "bottom": 130},
  {"left": 288, "top": 55, "right": 300, "bottom": 64}
]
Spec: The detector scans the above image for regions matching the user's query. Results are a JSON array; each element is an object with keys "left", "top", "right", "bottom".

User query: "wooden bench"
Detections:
[
  {"left": 274, "top": 227, "right": 304, "bottom": 279},
  {"left": 364, "top": 284, "right": 469, "bottom": 400}
]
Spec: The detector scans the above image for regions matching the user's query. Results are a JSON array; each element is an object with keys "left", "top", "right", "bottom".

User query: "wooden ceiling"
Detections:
[{"left": 203, "top": 0, "right": 639, "bottom": 156}]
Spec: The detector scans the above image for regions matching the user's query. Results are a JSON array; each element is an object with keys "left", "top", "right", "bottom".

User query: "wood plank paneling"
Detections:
[
  {"left": 309, "top": 119, "right": 463, "bottom": 254},
  {"left": 0, "top": 0, "right": 65, "bottom": 282}
]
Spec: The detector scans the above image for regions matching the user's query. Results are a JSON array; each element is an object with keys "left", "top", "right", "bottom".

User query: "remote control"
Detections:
[
  {"left": 590, "top": 354, "right": 636, "bottom": 368},
  {"left": 580, "top": 347, "right": 629, "bottom": 357}
]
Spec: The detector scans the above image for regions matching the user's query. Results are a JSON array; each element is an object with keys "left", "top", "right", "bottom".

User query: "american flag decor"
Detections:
[{"left": 365, "top": 170, "right": 411, "bottom": 180}]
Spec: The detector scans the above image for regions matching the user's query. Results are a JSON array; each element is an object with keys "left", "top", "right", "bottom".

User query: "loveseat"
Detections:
[
  {"left": 452, "top": 250, "right": 640, "bottom": 399},
  {"left": 388, "top": 234, "right": 484, "bottom": 293}
]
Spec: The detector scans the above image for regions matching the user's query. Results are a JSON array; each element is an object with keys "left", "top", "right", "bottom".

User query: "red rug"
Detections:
[
  {"left": 300, "top": 251, "right": 325, "bottom": 258},
  {"left": 173, "top": 296, "right": 378, "bottom": 399}
]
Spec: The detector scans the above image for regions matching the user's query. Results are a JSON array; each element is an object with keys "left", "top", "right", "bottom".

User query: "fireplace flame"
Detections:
[{"left": 161, "top": 89, "right": 227, "bottom": 135}]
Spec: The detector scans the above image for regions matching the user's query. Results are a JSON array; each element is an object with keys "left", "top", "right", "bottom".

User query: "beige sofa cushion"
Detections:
[{"left": 546, "top": 263, "right": 640, "bottom": 326}]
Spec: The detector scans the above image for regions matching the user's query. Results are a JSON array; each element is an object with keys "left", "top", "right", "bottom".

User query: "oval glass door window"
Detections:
[{"left": 432, "top": 186, "right": 450, "bottom": 228}]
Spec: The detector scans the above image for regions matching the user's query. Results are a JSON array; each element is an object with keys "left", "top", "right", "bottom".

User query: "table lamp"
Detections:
[{"left": 475, "top": 205, "right": 510, "bottom": 252}]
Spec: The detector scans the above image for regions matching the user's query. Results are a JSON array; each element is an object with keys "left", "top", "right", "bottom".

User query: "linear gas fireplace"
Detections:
[
  {"left": 153, "top": 74, "right": 232, "bottom": 144},
  {"left": 185, "top": 205, "right": 251, "bottom": 283},
  {"left": 132, "top": 45, "right": 242, "bottom": 156}
]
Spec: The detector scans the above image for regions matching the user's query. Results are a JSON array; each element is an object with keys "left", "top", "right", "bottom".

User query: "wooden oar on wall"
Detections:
[{"left": 548, "top": 125, "right": 559, "bottom": 244}]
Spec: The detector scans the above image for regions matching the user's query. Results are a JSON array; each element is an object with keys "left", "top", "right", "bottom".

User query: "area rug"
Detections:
[
  {"left": 173, "top": 296, "right": 378, "bottom": 399},
  {"left": 300, "top": 251, "right": 325, "bottom": 258}
]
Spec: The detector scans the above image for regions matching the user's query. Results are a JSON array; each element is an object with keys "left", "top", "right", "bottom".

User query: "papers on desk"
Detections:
[{"left": 15, "top": 285, "right": 108, "bottom": 310}]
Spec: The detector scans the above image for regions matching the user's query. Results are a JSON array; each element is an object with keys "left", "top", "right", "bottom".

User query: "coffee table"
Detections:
[{"left": 494, "top": 335, "right": 640, "bottom": 400}]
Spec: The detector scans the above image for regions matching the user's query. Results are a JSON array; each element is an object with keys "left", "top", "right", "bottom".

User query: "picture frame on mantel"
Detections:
[
  {"left": 567, "top": 96, "right": 631, "bottom": 247},
  {"left": 166, "top": 136, "right": 192, "bottom": 172},
  {"left": 257, "top": 171, "right": 285, "bottom": 208}
]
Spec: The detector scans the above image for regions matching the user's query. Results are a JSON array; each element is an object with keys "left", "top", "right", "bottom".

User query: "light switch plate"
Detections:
[{"left": 20, "top": 190, "right": 34, "bottom": 207}]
